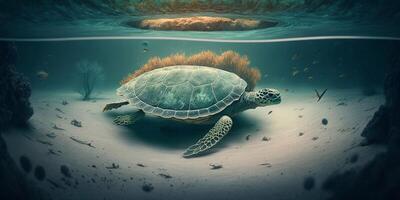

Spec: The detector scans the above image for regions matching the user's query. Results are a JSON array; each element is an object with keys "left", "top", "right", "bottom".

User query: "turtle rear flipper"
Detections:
[
  {"left": 114, "top": 110, "right": 145, "bottom": 126},
  {"left": 103, "top": 101, "right": 129, "bottom": 112},
  {"left": 183, "top": 116, "right": 233, "bottom": 158}
]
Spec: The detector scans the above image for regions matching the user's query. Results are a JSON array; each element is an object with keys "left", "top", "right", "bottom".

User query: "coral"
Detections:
[
  {"left": 122, "top": 51, "right": 261, "bottom": 91},
  {"left": 0, "top": 42, "right": 33, "bottom": 129},
  {"left": 127, "top": 16, "right": 277, "bottom": 31},
  {"left": 76, "top": 60, "right": 104, "bottom": 100}
]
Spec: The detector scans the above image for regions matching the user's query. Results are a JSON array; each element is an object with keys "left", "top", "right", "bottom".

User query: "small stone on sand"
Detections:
[
  {"left": 19, "top": 156, "right": 32, "bottom": 173},
  {"left": 34, "top": 166, "right": 46, "bottom": 181},
  {"left": 322, "top": 118, "right": 328, "bottom": 125},
  {"left": 142, "top": 183, "right": 154, "bottom": 192}
]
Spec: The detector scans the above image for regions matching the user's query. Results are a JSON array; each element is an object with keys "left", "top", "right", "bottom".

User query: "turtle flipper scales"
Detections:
[
  {"left": 114, "top": 110, "right": 145, "bottom": 126},
  {"left": 183, "top": 116, "right": 233, "bottom": 158}
]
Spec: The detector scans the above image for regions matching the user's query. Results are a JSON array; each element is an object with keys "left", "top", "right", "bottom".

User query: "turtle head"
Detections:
[{"left": 253, "top": 88, "right": 281, "bottom": 106}]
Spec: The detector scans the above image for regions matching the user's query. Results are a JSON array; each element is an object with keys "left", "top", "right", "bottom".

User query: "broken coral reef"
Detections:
[
  {"left": 323, "top": 49, "right": 400, "bottom": 200},
  {"left": 126, "top": 16, "right": 277, "bottom": 31},
  {"left": 122, "top": 50, "right": 261, "bottom": 91},
  {"left": 0, "top": 42, "right": 49, "bottom": 199}
]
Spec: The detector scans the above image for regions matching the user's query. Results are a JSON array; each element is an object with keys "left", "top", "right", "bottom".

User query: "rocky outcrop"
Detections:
[
  {"left": 0, "top": 42, "right": 33, "bottom": 129},
  {"left": 323, "top": 49, "right": 400, "bottom": 200},
  {"left": 0, "top": 42, "right": 48, "bottom": 199}
]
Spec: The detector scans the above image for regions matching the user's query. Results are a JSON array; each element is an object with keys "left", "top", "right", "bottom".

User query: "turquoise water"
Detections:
[{"left": 1, "top": 1, "right": 400, "bottom": 199}]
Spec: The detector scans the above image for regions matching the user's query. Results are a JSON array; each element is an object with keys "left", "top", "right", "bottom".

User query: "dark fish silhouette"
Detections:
[{"left": 315, "top": 89, "right": 327, "bottom": 102}]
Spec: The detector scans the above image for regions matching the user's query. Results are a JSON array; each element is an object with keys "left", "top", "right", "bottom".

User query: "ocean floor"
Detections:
[{"left": 3, "top": 87, "right": 385, "bottom": 200}]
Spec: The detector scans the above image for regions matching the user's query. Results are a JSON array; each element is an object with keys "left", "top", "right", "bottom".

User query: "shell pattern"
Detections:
[{"left": 117, "top": 65, "right": 247, "bottom": 119}]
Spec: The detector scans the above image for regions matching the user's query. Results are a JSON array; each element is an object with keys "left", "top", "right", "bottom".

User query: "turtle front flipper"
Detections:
[
  {"left": 183, "top": 116, "right": 233, "bottom": 158},
  {"left": 114, "top": 110, "right": 145, "bottom": 126},
  {"left": 103, "top": 101, "right": 129, "bottom": 112}
]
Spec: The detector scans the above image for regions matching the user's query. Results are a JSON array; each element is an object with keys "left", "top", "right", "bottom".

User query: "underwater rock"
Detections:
[
  {"left": 19, "top": 156, "right": 32, "bottom": 173},
  {"left": 303, "top": 176, "right": 315, "bottom": 190},
  {"left": 60, "top": 165, "right": 72, "bottom": 178},
  {"left": 362, "top": 56, "right": 400, "bottom": 144},
  {"left": 262, "top": 136, "right": 271, "bottom": 141},
  {"left": 209, "top": 163, "right": 223, "bottom": 170},
  {"left": 324, "top": 50, "right": 400, "bottom": 200},
  {"left": 322, "top": 118, "right": 328, "bottom": 125},
  {"left": 61, "top": 100, "right": 68, "bottom": 105},
  {"left": 70, "top": 119, "right": 82, "bottom": 127},
  {"left": 105, "top": 163, "right": 119, "bottom": 169},
  {"left": 158, "top": 173, "right": 172, "bottom": 179},
  {"left": 0, "top": 42, "right": 33, "bottom": 129},
  {"left": 349, "top": 154, "right": 359, "bottom": 164},
  {"left": 136, "top": 163, "right": 146, "bottom": 167},
  {"left": 142, "top": 183, "right": 154, "bottom": 192},
  {"left": 34, "top": 166, "right": 46, "bottom": 181},
  {"left": 126, "top": 16, "right": 277, "bottom": 31},
  {"left": 0, "top": 42, "right": 50, "bottom": 200}
]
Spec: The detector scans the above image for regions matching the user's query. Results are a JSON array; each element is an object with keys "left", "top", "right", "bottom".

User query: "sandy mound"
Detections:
[{"left": 127, "top": 16, "right": 277, "bottom": 31}]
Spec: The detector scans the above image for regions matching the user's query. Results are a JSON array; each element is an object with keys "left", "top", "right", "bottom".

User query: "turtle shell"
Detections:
[{"left": 117, "top": 65, "right": 247, "bottom": 119}]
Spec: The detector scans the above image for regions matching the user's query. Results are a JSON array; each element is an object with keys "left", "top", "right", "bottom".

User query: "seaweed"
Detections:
[
  {"left": 76, "top": 60, "right": 104, "bottom": 100},
  {"left": 122, "top": 50, "right": 261, "bottom": 91}
]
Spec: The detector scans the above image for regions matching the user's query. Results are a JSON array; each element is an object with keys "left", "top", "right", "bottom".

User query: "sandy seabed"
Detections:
[{"left": 3, "top": 87, "right": 384, "bottom": 200}]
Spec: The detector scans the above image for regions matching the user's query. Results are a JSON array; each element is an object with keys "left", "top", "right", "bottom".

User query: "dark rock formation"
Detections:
[
  {"left": 0, "top": 42, "right": 33, "bottom": 129},
  {"left": 361, "top": 55, "right": 400, "bottom": 144},
  {"left": 0, "top": 42, "right": 49, "bottom": 199},
  {"left": 323, "top": 49, "right": 400, "bottom": 200}
]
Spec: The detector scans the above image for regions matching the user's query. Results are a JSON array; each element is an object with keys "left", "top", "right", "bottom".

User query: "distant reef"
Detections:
[
  {"left": 323, "top": 48, "right": 400, "bottom": 200},
  {"left": 125, "top": 16, "right": 278, "bottom": 31},
  {"left": 0, "top": 42, "right": 48, "bottom": 200}
]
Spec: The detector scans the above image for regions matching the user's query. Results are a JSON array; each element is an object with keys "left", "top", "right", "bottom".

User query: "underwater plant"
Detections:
[
  {"left": 122, "top": 50, "right": 261, "bottom": 91},
  {"left": 76, "top": 60, "right": 104, "bottom": 100}
]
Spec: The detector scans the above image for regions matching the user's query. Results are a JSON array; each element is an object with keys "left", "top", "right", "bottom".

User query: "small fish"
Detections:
[
  {"left": 142, "top": 41, "right": 148, "bottom": 47},
  {"left": 312, "top": 60, "right": 319, "bottom": 65},
  {"left": 308, "top": 76, "right": 313, "bottom": 80},
  {"left": 303, "top": 67, "right": 309, "bottom": 72},
  {"left": 268, "top": 111, "right": 273, "bottom": 115},
  {"left": 338, "top": 74, "right": 346, "bottom": 78},
  {"left": 315, "top": 89, "right": 327, "bottom": 102},
  {"left": 143, "top": 48, "right": 149, "bottom": 53},
  {"left": 36, "top": 70, "right": 49, "bottom": 80},
  {"left": 292, "top": 70, "right": 300, "bottom": 76}
]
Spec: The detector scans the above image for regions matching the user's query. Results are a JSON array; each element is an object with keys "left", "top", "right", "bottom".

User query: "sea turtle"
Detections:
[{"left": 103, "top": 65, "right": 281, "bottom": 157}]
